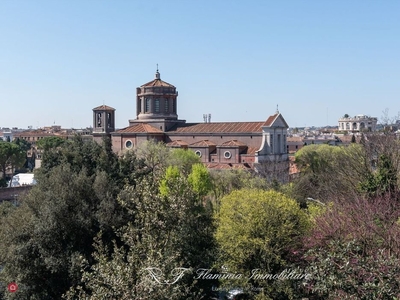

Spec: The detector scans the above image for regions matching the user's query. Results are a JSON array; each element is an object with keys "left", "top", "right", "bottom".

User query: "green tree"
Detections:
[
  {"left": 359, "top": 154, "right": 397, "bottom": 197},
  {"left": 65, "top": 170, "right": 216, "bottom": 299},
  {"left": 215, "top": 189, "right": 311, "bottom": 299},
  {"left": 35, "top": 136, "right": 65, "bottom": 151},
  {"left": 188, "top": 163, "right": 212, "bottom": 197},
  {"left": 293, "top": 143, "right": 367, "bottom": 202},
  {"left": 0, "top": 138, "right": 147, "bottom": 299},
  {"left": 12, "top": 138, "right": 31, "bottom": 152},
  {"left": 209, "top": 169, "right": 270, "bottom": 204},
  {"left": 0, "top": 141, "right": 26, "bottom": 185},
  {"left": 135, "top": 140, "right": 170, "bottom": 178},
  {"left": 168, "top": 148, "right": 201, "bottom": 175}
]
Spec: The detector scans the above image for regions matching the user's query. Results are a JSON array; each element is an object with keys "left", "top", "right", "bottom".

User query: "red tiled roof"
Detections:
[
  {"left": 263, "top": 114, "right": 278, "bottom": 126},
  {"left": 168, "top": 122, "right": 264, "bottom": 133},
  {"left": 220, "top": 140, "right": 247, "bottom": 147},
  {"left": 189, "top": 140, "right": 217, "bottom": 147},
  {"left": 262, "top": 113, "right": 289, "bottom": 128},
  {"left": 93, "top": 105, "right": 115, "bottom": 111},
  {"left": 166, "top": 140, "right": 188, "bottom": 147},
  {"left": 114, "top": 123, "right": 163, "bottom": 134},
  {"left": 241, "top": 147, "right": 258, "bottom": 155},
  {"left": 141, "top": 75, "right": 175, "bottom": 87}
]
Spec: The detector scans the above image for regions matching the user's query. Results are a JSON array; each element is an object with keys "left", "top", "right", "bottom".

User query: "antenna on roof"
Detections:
[
  {"left": 208, "top": 113, "right": 211, "bottom": 123},
  {"left": 276, "top": 104, "right": 279, "bottom": 114}
]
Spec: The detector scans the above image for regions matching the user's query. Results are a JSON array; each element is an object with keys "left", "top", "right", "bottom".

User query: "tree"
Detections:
[
  {"left": 0, "top": 138, "right": 147, "bottom": 299},
  {"left": 299, "top": 194, "right": 400, "bottom": 299},
  {"left": 292, "top": 144, "right": 368, "bottom": 202},
  {"left": 0, "top": 141, "right": 26, "bottom": 185},
  {"left": 135, "top": 140, "right": 170, "bottom": 178},
  {"left": 187, "top": 163, "right": 213, "bottom": 197},
  {"left": 209, "top": 169, "right": 270, "bottom": 205},
  {"left": 35, "top": 136, "right": 65, "bottom": 151},
  {"left": 12, "top": 138, "right": 31, "bottom": 152},
  {"left": 65, "top": 167, "right": 216, "bottom": 299},
  {"left": 167, "top": 148, "right": 201, "bottom": 175},
  {"left": 359, "top": 154, "right": 398, "bottom": 197},
  {"left": 215, "top": 189, "right": 311, "bottom": 299}
]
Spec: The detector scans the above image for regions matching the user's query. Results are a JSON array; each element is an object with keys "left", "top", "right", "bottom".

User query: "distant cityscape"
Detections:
[{"left": 2, "top": 71, "right": 400, "bottom": 179}]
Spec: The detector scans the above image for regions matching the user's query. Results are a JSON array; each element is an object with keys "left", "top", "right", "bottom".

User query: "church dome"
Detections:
[{"left": 135, "top": 69, "right": 178, "bottom": 121}]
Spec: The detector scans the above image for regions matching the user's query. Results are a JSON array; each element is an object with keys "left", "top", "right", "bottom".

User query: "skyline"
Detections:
[{"left": 1, "top": 1, "right": 399, "bottom": 129}]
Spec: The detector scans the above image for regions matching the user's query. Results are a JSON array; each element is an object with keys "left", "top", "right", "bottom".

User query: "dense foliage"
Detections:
[
  {"left": 2, "top": 134, "right": 400, "bottom": 299},
  {"left": 215, "top": 189, "right": 311, "bottom": 299}
]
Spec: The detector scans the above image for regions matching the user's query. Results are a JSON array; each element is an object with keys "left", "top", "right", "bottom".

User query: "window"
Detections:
[
  {"left": 195, "top": 150, "right": 202, "bottom": 157},
  {"left": 224, "top": 151, "right": 232, "bottom": 159},
  {"left": 270, "top": 134, "right": 273, "bottom": 153},
  {"left": 172, "top": 99, "right": 176, "bottom": 113},
  {"left": 155, "top": 99, "right": 160, "bottom": 113},
  {"left": 125, "top": 140, "right": 133, "bottom": 149},
  {"left": 145, "top": 98, "right": 151, "bottom": 112},
  {"left": 165, "top": 99, "right": 169, "bottom": 112},
  {"left": 277, "top": 134, "right": 281, "bottom": 153},
  {"left": 107, "top": 113, "right": 112, "bottom": 128}
]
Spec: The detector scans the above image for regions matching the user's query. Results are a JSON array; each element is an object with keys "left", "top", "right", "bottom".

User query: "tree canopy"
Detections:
[
  {"left": 0, "top": 141, "right": 26, "bottom": 185},
  {"left": 215, "top": 189, "right": 311, "bottom": 299}
]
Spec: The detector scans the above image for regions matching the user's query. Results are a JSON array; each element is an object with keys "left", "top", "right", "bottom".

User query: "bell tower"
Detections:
[{"left": 92, "top": 105, "right": 116, "bottom": 143}]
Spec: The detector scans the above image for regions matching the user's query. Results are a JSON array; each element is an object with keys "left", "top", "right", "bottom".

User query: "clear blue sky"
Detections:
[{"left": 1, "top": 0, "right": 399, "bottom": 129}]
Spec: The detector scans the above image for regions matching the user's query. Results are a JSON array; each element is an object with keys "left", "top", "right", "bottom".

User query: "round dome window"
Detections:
[
  {"left": 125, "top": 140, "right": 133, "bottom": 149},
  {"left": 224, "top": 151, "right": 232, "bottom": 159}
]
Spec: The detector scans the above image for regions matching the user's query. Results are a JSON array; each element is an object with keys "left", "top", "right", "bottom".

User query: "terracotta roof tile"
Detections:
[
  {"left": 166, "top": 140, "right": 188, "bottom": 147},
  {"left": 141, "top": 79, "right": 175, "bottom": 87},
  {"left": 93, "top": 105, "right": 115, "bottom": 111},
  {"left": 168, "top": 122, "right": 264, "bottom": 134},
  {"left": 262, "top": 113, "right": 289, "bottom": 128},
  {"left": 263, "top": 114, "right": 278, "bottom": 126},
  {"left": 220, "top": 140, "right": 247, "bottom": 147},
  {"left": 115, "top": 123, "right": 163, "bottom": 134},
  {"left": 189, "top": 140, "right": 217, "bottom": 147},
  {"left": 241, "top": 147, "right": 258, "bottom": 155}
]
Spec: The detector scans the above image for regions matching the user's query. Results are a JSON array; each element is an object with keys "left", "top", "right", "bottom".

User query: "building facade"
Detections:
[
  {"left": 95, "top": 70, "right": 289, "bottom": 176},
  {"left": 338, "top": 114, "right": 377, "bottom": 132}
]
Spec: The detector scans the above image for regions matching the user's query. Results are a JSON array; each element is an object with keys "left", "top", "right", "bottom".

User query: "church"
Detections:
[{"left": 92, "top": 70, "right": 289, "bottom": 174}]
